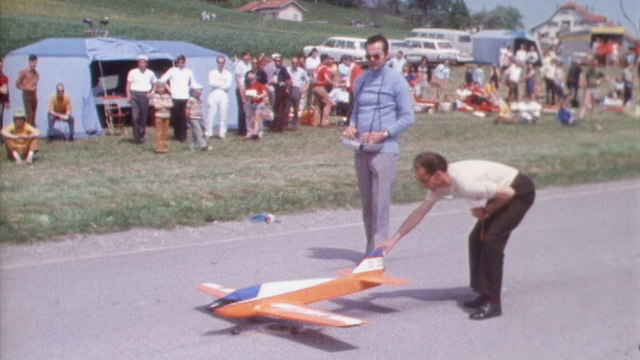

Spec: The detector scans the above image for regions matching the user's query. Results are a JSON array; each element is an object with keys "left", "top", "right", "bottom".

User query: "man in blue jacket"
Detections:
[{"left": 343, "top": 34, "right": 415, "bottom": 255}]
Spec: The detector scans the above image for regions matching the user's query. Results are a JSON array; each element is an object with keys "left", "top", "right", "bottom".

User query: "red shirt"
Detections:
[
  {"left": 349, "top": 64, "right": 363, "bottom": 93},
  {"left": 314, "top": 65, "right": 334, "bottom": 87},
  {"left": 0, "top": 72, "right": 9, "bottom": 103},
  {"left": 246, "top": 82, "right": 266, "bottom": 104}
]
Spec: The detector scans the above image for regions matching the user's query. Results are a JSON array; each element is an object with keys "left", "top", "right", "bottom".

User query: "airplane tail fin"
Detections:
[
  {"left": 352, "top": 248, "right": 411, "bottom": 285},
  {"left": 353, "top": 248, "right": 386, "bottom": 274}
]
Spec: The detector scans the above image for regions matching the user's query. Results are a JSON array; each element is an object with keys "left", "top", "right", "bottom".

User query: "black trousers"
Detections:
[
  {"left": 171, "top": 99, "right": 188, "bottom": 142},
  {"left": 272, "top": 87, "right": 289, "bottom": 132},
  {"left": 468, "top": 173, "right": 535, "bottom": 300},
  {"left": 236, "top": 88, "right": 246, "bottom": 136}
]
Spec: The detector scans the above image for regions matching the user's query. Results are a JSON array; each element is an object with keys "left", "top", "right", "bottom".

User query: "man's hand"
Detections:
[
  {"left": 375, "top": 238, "right": 399, "bottom": 256},
  {"left": 471, "top": 206, "right": 488, "bottom": 221},
  {"left": 342, "top": 126, "right": 357, "bottom": 139},
  {"left": 360, "top": 131, "right": 388, "bottom": 144}
]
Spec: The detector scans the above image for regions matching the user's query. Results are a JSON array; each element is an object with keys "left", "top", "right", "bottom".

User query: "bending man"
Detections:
[{"left": 376, "top": 151, "right": 535, "bottom": 320}]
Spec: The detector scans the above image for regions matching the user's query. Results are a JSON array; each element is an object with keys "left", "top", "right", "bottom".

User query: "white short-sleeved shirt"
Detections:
[
  {"left": 305, "top": 57, "right": 321, "bottom": 72},
  {"left": 127, "top": 68, "right": 157, "bottom": 92},
  {"left": 235, "top": 61, "right": 252, "bottom": 80},
  {"left": 159, "top": 67, "right": 196, "bottom": 100},
  {"left": 425, "top": 160, "right": 519, "bottom": 203}
]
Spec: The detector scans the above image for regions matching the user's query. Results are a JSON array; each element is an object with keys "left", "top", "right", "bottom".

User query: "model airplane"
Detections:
[{"left": 197, "top": 248, "right": 410, "bottom": 329}]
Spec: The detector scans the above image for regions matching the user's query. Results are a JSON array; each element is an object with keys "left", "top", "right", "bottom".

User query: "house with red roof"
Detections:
[
  {"left": 237, "top": 0, "right": 307, "bottom": 22},
  {"left": 531, "top": 2, "right": 608, "bottom": 46}
]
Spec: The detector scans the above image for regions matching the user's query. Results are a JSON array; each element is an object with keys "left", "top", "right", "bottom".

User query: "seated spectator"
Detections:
[
  {"left": 557, "top": 100, "right": 578, "bottom": 126},
  {"left": 494, "top": 98, "right": 515, "bottom": 124},
  {"left": 2, "top": 108, "right": 40, "bottom": 164},
  {"left": 48, "top": 83, "right": 75, "bottom": 142},
  {"left": 518, "top": 95, "right": 542, "bottom": 124},
  {"left": 455, "top": 84, "right": 473, "bottom": 111},
  {"left": 329, "top": 80, "right": 350, "bottom": 116}
]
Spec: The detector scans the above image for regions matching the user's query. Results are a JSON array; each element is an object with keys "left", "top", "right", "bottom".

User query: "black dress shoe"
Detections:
[
  {"left": 469, "top": 302, "right": 502, "bottom": 320},
  {"left": 463, "top": 295, "right": 487, "bottom": 309}
]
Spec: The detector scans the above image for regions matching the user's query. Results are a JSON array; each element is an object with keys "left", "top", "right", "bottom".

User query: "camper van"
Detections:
[{"left": 410, "top": 28, "right": 473, "bottom": 55}]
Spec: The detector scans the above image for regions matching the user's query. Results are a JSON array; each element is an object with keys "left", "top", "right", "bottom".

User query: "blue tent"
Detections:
[
  {"left": 471, "top": 30, "right": 543, "bottom": 66},
  {"left": 2, "top": 38, "right": 237, "bottom": 137}
]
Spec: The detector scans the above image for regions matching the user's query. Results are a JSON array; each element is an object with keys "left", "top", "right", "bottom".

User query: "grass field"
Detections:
[
  {"left": 1, "top": 108, "right": 639, "bottom": 243},
  {"left": 0, "top": 0, "right": 413, "bottom": 57}
]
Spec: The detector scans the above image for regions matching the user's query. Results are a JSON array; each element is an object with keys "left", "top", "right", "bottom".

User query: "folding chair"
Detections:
[{"left": 102, "top": 95, "right": 128, "bottom": 136}]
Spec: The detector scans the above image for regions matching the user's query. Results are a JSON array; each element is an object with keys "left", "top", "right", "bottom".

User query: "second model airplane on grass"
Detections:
[{"left": 197, "top": 248, "right": 410, "bottom": 331}]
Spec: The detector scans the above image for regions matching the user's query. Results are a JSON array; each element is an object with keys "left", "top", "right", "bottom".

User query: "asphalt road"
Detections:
[{"left": 1, "top": 180, "right": 639, "bottom": 360}]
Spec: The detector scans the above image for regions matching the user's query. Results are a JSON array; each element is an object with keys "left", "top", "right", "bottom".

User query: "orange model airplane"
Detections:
[{"left": 197, "top": 249, "right": 410, "bottom": 329}]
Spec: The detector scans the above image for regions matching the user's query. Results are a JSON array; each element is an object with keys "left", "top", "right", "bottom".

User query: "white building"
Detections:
[
  {"left": 237, "top": 0, "right": 307, "bottom": 22},
  {"left": 531, "top": 1, "right": 607, "bottom": 46}
]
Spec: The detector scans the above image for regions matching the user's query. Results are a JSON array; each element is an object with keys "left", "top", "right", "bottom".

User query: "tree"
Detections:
[
  {"left": 448, "top": 0, "right": 470, "bottom": 29},
  {"left": 471, "top": 5, "right": 523, "bottom": 30},
  {"left": 408, "top": 0, "right": 469, "bottom": 29}
]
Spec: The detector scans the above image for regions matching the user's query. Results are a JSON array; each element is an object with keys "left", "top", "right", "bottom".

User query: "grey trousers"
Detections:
[
  {"left": 355, "top": 152, "right": 398, "bottom": 255},
  {"left": 130, "top": 91, "right": 149, "bottom": 143},
  {"left": 188, "top": 119, "right": 207, "bottom": 150}
]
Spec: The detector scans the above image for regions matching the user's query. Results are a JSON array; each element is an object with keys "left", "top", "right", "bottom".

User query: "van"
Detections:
[{"left": 410, "top": 28, "right": 473, "bottom": 55}]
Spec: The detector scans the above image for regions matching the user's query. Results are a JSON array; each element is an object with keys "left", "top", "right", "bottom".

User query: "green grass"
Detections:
[
  {"left": 1, "top": 110, "right": 639, "bottom": 243},
  {"left": 0, "top": 0, "right": 413, "bottom": 57}
]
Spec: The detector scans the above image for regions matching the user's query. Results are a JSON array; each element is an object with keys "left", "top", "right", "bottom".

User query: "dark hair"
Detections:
[
  {"left": 413, "top": 152, "right": 448, "bottom": 174},
  {"left": 28, "top": 54, "right": 38, "bottom": 61},
  {"left": 240, "top": 50, "right": 251, "bottom": 57},
  {"left": 366, "top": 34, "right": 389, "bottom": 55},
  {"left": 176, "top": 55, "right": 186, "bottom": 62}
]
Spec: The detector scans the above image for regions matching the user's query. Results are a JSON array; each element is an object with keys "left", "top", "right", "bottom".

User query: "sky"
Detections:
[{"left": 466, "top": 0, "right": 640, "bottom": 36}]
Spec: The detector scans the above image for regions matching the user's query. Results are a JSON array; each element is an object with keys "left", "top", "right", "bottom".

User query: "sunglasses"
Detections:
[{"left": 365, "top": 54, "right": 383, "bottom": 61}]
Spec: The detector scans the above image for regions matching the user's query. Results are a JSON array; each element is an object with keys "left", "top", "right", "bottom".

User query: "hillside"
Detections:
[{"left": 0, "top": 0, "right": 413, "bottom": 57}]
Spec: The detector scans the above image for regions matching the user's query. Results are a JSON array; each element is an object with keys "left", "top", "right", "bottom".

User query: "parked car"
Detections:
[
  {"left": 403, "top": 37, "right": 473, "bottom": 65},
  {"left": 388, "top": 38, "right": 410, "bottom": 58},
  {"left": 303, "top": 36, "right": 367, "bottom": 63},
  {"left": 410, "top": 28, "right": 473, "bottom": 55}
]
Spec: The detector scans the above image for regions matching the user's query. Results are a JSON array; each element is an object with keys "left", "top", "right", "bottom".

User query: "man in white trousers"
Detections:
[{"left": 206, "top": 56, "right": 233, "bottom": 138}]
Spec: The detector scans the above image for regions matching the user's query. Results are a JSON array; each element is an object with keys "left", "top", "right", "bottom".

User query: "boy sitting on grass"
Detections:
[
  {"left": 557, "top": 100, "right": 579, "bottom": 126},
  {"left": 1, "top": 108, "right": 39, "bottom": 164}
]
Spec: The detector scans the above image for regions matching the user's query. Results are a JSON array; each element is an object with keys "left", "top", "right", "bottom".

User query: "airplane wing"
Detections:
[
  {"left": 197, "top": 283, "right": 237, "bottom": 299},
  {"left": 256, "top": 303, "right": 367, "bottom": 328},
  {"left": 359, "top": 274, "right": 411, "bottom": 286}
]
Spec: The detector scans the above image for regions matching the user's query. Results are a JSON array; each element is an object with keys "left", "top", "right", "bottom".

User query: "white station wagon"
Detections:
[
  {"left": 303, "top": 36, "right": 367, "bottom": 63},
  {"left": 403, "top": 37, "right": 473, "bottom": 64}
]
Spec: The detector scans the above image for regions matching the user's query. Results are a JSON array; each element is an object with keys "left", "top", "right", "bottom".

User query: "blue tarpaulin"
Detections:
[
  {"left": 3, "top": 38, "right": 237, "bottom": 137},
  {"left": 471, "top": 30, "right": 543, "bottom": 66}
]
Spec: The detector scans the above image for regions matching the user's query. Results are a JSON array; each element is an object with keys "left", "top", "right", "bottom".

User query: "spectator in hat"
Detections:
[
  {"left": 269, "top": 53, "right": 292, "bottom": 132},
  {"left": 2, "top": 108, "right": 40, "bottom": 164},
  {"left": 126, "top": 55, "right": 157, "bottom": 144},
  {"left": 47, "top": 83, "right": 75, "bottom": 142}
]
